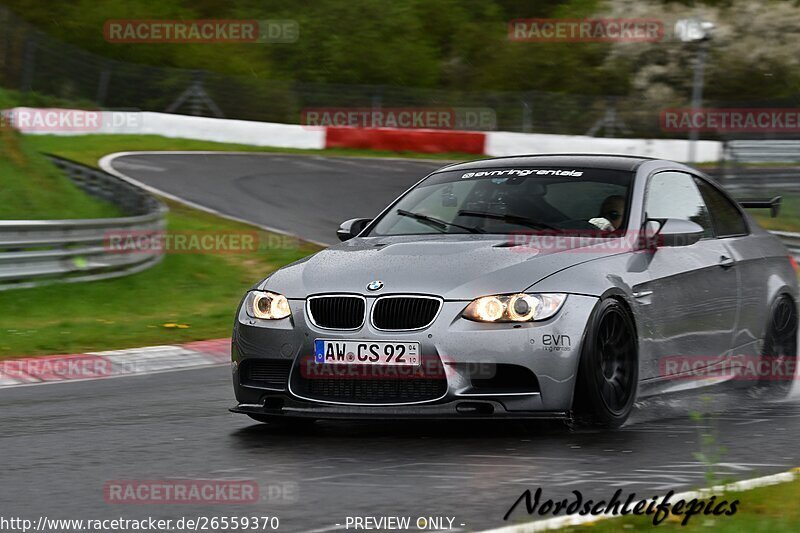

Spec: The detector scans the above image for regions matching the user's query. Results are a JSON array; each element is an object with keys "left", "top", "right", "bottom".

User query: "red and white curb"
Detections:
[{"left": 0, "top": 338, "right": 230, "bottom": 388}]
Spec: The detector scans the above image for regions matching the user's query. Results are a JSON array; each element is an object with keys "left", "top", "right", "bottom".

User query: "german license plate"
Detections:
[{"left": 314, "top": 339, "right": 420, "bottom": 366}]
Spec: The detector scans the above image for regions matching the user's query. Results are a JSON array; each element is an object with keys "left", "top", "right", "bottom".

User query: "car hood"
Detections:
[{"left": 261, "top": 234, "right": 628, "bottom": 300}]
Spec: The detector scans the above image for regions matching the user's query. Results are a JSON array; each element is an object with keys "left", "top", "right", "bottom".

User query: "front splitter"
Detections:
[{"left": 230, "top": 397, "right": 569, "bottom": 421}]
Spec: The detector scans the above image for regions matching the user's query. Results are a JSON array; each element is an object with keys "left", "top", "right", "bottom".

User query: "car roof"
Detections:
[{"left": 436, "top": 154, "right": 657, "bottom": 173}]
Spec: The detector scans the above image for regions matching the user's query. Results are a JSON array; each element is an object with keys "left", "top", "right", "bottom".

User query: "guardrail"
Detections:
[
  {"left": 723, "top": 140, "right": 800, "bottom": 164},
  {"left": 50, "top": 156, "right": 165, "bottom": 216},
  {"left": 717, "top": 140, "right": 800, "bottom": 192},
  {"left": 714, "top": 168, "right": 800, "bottom": 193},
  {"left": 0, "top": 157, "right": 167, "bottom": 290}
]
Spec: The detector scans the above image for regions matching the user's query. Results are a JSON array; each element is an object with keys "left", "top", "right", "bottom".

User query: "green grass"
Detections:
[
  {"left": 560, "top": 476, "right": 800, "bottom": 532},
  {"left": 0, "top": 199, "right": 319, "bottom": 357},
  {"left": 0, "top": 127, "right": 122, "bottom": 219},
  {"left": 748, "top": 194, "right": 800, "bottom": 233},
  {"left": 0, "top": 82, "right": 323, "bottom": 356},
  {"left": 0, "top": 87, "right": 115, "bottom": 219},
  {"left": 0, "top": 86, "right": 98, "bottom": 111}
]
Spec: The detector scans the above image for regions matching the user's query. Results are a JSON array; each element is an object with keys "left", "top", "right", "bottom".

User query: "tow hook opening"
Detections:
[
  {"left": 456, "top": 402, "right": 494, "bottom": 415},
  {"left": 262, "top": 397, "right": 285, "bottom": 410}
]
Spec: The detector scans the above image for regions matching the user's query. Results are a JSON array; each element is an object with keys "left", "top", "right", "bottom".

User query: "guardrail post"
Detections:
[{"left": 96, "top": 63, "right": 112, "bottom": 106}]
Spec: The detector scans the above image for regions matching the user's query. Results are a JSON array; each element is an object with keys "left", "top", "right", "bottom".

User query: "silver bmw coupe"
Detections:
[{"left": 231, "top": 154, "right": 798, "bottom": 428}]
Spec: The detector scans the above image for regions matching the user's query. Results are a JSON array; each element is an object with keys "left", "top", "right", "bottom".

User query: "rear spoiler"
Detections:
[{"left": 739, "top": 196, "right": 782, "bottom": 218}]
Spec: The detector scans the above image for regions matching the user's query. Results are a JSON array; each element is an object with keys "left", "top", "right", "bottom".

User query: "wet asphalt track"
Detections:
[
  {"left": 2, "top": 153, "right": 799, "bottom": 532},
  {"left": 107, "top": 153, "right": 448, "bottom": 245}
]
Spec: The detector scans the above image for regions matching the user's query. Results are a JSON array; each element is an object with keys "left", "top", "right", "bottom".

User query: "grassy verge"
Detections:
[
  {"left": 0, "top": 127, "right": 121, "bottom": 219},
  {"left": 560, "top": 476, "right": 800, "bottom": 532},
  {"left": 748, "top": 194, "right": 800, "bottom": 233},
  {"left": 0, "top": 199, "right": 319, "bottom": 357},
  {"left": 0, "top": 87, "right": 98, "bottom": 111},
  {"left": 0, "top": 86, "right": 321, "bottom": 357}
]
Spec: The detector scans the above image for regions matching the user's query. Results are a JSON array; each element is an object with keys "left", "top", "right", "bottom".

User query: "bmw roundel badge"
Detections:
[{"left": 367, "top": 280, "right": 384, "bottom": 291}]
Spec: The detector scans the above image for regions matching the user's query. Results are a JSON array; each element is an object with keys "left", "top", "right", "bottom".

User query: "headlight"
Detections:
[
  {"left": 462, "top": 293, "right": 567, "bottom": 323},
  {"left": 245, "top": 291, "right": 292, "bottom": 320}
]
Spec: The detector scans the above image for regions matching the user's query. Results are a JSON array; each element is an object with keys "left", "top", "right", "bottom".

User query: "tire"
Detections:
[
  {"left": 574, "top": 298, "right": 638, "bottom": 428},
  {"left": 247, "top": 414, "right": 316, "bottom": 427},
  {"left": 757, "top": 295, "right": 798, "bottom": 397}
]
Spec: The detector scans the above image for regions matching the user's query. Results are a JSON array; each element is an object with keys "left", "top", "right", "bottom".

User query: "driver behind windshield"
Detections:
[{"left": 589, "top": 195, "right": 625, "bottom": 231}]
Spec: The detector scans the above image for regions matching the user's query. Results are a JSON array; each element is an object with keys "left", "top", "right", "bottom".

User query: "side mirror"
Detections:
[
  {"left": 646, "top": 218, "right": 704, "bottom": 248},
  {"left": 337, "top": 218, "right": 371, "bottom": 242}
]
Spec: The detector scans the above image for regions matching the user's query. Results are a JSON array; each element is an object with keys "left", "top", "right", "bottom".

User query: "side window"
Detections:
[
  {"left": 694, "top": 179, "right": 749, "bottom": 237},
  {"left": 645, "top": 171, "right": 714, "bottom": 238}
]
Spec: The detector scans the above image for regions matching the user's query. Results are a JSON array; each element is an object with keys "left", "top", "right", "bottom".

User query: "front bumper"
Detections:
[
  {"left": 230, "top": 398, "right": 569, "bottom": 420},
  {"left": 231, "top": 294, "right": 599, "bottom": 419}
]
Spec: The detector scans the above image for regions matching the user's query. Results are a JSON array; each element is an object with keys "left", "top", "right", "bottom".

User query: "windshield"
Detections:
[{"left": 367, "top": 167, "right": 633, "bottom": 237}]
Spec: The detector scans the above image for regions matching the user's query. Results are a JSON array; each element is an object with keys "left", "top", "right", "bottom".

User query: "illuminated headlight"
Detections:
[
  {"left": 462, "top": 293, "right": 567, "bottom": 323},
  {"left": 245, "top": 291, "right": 292, "bottom": 320}
]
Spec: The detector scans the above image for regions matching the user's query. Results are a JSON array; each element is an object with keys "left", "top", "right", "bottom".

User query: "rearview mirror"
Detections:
[
  {"left": 337, "top": 218, "right": 371, "bottom": 241},
  {"left": 646, "top": 218, "right": 704, "bottom": 248}
]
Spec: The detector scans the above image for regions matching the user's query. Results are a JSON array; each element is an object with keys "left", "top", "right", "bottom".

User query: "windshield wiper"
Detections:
[
  {"left": 456, "top": 210, "right": 561, "bottom": 231},
  {"left": 396, "top": 209, "right": 484, "bottom": 234}
]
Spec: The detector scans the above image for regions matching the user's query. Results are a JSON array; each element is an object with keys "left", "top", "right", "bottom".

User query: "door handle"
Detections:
[{"left": 718, "top": 255, "right": 735, "bottom": 269}]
